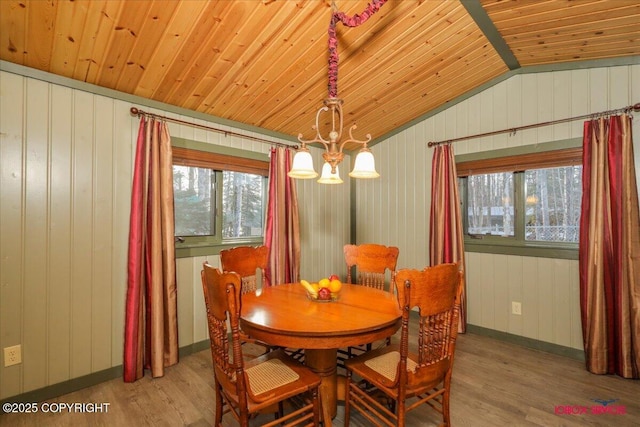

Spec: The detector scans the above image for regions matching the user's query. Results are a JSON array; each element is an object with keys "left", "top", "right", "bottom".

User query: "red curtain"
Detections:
[
  {"left": 579, "top": 114, "right": 640, "bottom": 378},
  {"left": 264, "top": 147, "right": 301, "bottom": 285},
  {"left": 430, "top": 144, "right": 466, "bottom": 332},
  {"left": 123, "top": 117, "right": 179, "bottom": 382}
]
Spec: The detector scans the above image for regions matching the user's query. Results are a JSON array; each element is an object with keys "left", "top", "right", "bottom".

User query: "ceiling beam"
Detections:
[{"left": 460, "top": 0, "right": 520, "bottom": 71}]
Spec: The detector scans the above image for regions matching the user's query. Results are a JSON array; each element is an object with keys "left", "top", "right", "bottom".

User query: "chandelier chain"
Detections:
[{"left": 328, "top": 0, "right": 388, "bottom": 98}]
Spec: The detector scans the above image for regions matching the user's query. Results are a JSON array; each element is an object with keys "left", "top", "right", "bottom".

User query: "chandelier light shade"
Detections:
[
  {"left": 287, "top": 145, "right": 318, "bottom": 179},
  {"left": 288, "top": 0, "right": 387, "bottom": 184},
  {"left": 349, "top": 148, "right": 379, "bottom": 178},
  {"left": 318, "top": 162, "right": 344, "bottom": 184}
]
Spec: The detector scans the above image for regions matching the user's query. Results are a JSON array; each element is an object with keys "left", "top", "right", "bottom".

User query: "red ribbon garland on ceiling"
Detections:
[{"left": 327, "top": 0, "right": 388, "bottom": 99}]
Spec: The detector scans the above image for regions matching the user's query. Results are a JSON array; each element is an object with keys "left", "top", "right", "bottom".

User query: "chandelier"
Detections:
[{"left": 288, "top": 0, "right": 388, "bottom": 184}]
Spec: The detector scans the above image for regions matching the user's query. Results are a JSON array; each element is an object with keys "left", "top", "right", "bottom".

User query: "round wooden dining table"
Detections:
[{"left": 240, "top": 282, "right": 401, "bottom": 426}]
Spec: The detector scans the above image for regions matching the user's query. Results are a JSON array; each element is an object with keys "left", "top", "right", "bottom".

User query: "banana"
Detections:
[{"left": 300, "top": 279, "right": 318, "bottom": 297}]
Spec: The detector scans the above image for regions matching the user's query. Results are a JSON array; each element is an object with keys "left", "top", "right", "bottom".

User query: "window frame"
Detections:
[
  {"left": 172, "top": 137, "right": 270, "bottom": 258},
  {"left": 456, "top": 138, "right": 582, "bottom": 260}
]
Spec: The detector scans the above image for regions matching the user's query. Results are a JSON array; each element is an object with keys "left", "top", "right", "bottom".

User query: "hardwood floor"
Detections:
[{"left": 2, "top": 331, "right": 639, "bottom": 426}]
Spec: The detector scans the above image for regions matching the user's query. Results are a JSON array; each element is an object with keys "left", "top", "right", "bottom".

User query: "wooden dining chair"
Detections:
[
  {"left": 344, "top": 243, "right": 399, "bottom": 292},
  {"left": 220, "top": 245, "right": 270, "bottom": 293},
  {"left": 201, "top": 264, "right": 321, "bottom": 427},
  {"left": 344, "top": 263, "right": 463, "bottom": 427},
  {"left": 340, "top": 243, "right": 400, "bottom": 365},
  {"left": 220, "top": 246, "right": 304, "bottom": 361}
]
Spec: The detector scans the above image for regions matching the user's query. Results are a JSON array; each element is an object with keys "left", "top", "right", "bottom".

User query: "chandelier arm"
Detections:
[
  {"left": 336, "top": 100, "right": 344, "bottom": 141},
  {"left": 339, "top": 124, "right": 372, "bottom": 151},
  {"left": 297, "top": 135, "right": 331, "bottom": 151},
  {"left": 316, "top": 104, "right": 330, "bottom": 131},
  {"left": 297, "top": 105, "right": 331, "bottom": 148}
]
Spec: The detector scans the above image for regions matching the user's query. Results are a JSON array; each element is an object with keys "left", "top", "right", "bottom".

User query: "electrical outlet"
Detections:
[
  {"left": 4, "top": 345, "right": 22, "bottom": 367},
  {"left": 512, "top": 301, "right": 522, "bottom": 316}
]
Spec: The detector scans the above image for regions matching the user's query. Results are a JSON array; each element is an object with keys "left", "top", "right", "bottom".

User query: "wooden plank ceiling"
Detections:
[{"left": 1, "top": 0, "right": 639, "bottom": 150}]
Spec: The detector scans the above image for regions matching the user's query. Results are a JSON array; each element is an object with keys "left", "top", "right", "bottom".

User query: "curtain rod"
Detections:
[
  {"left": 129, "top": 107, "right": 298, "bottom": 149},
  {"left": 427, "top": 102, "right": 640, "bottom": 148}
]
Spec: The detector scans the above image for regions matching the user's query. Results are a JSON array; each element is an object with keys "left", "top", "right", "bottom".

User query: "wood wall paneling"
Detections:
[
  {"left": 479, "top": 253, "right": 496, "bottom": 328},
  {"left": 296, "top": 148, "right": 351, "bottom": 281},
  {"left": 505, "top": 74, "right": 523, "bottom": 149},
  {"left": 23, "top": 77, "right": 49, "bottom": 392},
  {"left": 553, "top": 261, "right": 572, "bottom": 347},
  {"left": 569, "top": 264, "right": 583, "bottom": 351},
  {"left": 537, "top": 258, "right": 555, "bottom": 343},
  {"left": 506, "top": 255, "right": 523, "bottom": 336},
  {"left": 48, "top": 84, "right": 73, "bottom": 386},
  {"left": 490, "top": 80, "right": 509, "bottom": 150},
  {"left": 176, "top": 257, "right": 195, "bottom": 349},
  {"left": 194, "top": 256, "right": 209, "bottom": 343},
  {"left": 92, "top": 95, "right": 115, "bottom": 373},
  {"left": 464, "top": 253, "right": 480, "bottom": 327},
  {"left": 492, "top": 255, "right": 509, "bottom": 331},
  {"left": 70, "top": 89, "right": 94, "bottom": 380},
  {"left": 1, "top": 72, "right": 25, "bottom": 399}
]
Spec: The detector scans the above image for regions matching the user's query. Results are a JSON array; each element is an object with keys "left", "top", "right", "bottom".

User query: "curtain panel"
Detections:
[
  {"left": 123, "top": 117, "right": 179, "bottom": 382},
  {"left": 265, "top": 147, "right": 301, "bottom": 285},
  {"left": 579, "top": 113, "right": 640, "bottom": 378},
  {"left": 430, "top": 144, "right": 467, "bottom": 332}
]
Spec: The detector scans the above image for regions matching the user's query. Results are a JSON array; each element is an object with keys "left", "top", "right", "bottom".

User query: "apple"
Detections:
[
  {"left": 329, "top": 274, "right": 340, "bottom": 281},
  {"left": 318, "top": 287, "right": 332, "bottom": 300}
]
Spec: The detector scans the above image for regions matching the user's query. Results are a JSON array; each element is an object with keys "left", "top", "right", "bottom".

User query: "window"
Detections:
[
  {"left": 220, "top": 171, "right": 265, "bottom": 239},
  {"left": 174, "top": 168, "right": 265, "bottom": 239},
  {"left": 523, "top": 166, "right": 582, "bottom": 243},
  {"left": 172, "top": 140, "right": 269, "bottom": 256},
  {"left": 457, "top": 141, "right": 582, "bottom": 259},
  {"left": 466, "top": 172, "right": 514, "bottom": 237},
  {"left": 174, "top": 165, "right": 216, "bottom": 236}
]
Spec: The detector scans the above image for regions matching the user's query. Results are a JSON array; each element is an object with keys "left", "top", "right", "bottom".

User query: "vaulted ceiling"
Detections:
[{"left": 1, "top": 0, "right": 639, "bottom": 149}]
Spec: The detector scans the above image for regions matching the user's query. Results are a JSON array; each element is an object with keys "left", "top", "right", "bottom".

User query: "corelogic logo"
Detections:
[{"left": 555, "top": 399, "right": 627, "bottom": 416}]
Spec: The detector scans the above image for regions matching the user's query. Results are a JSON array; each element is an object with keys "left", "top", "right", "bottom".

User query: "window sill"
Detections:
[
  {"left": 176, "top": 239, "right": 263, "bottom": 258},
  {"left": 463, "top": 239, "right": 578, "bottom": 260}
]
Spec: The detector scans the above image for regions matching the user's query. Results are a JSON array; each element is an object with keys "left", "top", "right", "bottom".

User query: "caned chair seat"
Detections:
[
  {"left": 201, "top": 264, "right": 321, "bottom": 426},
  {"left": 244, "top": 357, "right": 300, "bottom": 395},
  {"left": 362, "top": 349, "right": 418, "bottom": 382},
  {"left": 344, "top": 263, "right": 463, "bottom": 427}
]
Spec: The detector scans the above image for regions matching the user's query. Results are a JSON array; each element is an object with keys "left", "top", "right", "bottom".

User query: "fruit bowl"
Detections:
[
  {"left": 300, "top": 277, "right": 342, "bottom": 303},
  {"left": 306, "top": 292, "right": 339, "bottom": 303}
]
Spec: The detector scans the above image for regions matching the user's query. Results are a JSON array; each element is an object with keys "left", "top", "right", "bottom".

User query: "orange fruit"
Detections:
[
  {"left": 329, "top": 279, "right": 342, "bottom": 293},
  {"left": 311, "top": 282, "right": 320, "bottom": 293}
]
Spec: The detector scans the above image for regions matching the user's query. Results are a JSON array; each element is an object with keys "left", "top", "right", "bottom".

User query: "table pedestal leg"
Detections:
[{"left": 304, "top": 348, "right": 337, "bottom": 426}]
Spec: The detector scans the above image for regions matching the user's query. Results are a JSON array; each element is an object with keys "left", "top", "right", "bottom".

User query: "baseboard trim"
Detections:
[
  {"left": 179, "top": 339, "right": 211, "bottom": 358},
  {"left": 2, "top": 327, "right": 584, "bottom": 404},
  {"left": 1, "top": 339, "right": 211, "bottom": 405},
  {"left": 465, "top": 323, "right": 585, "bottom": 361}
]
